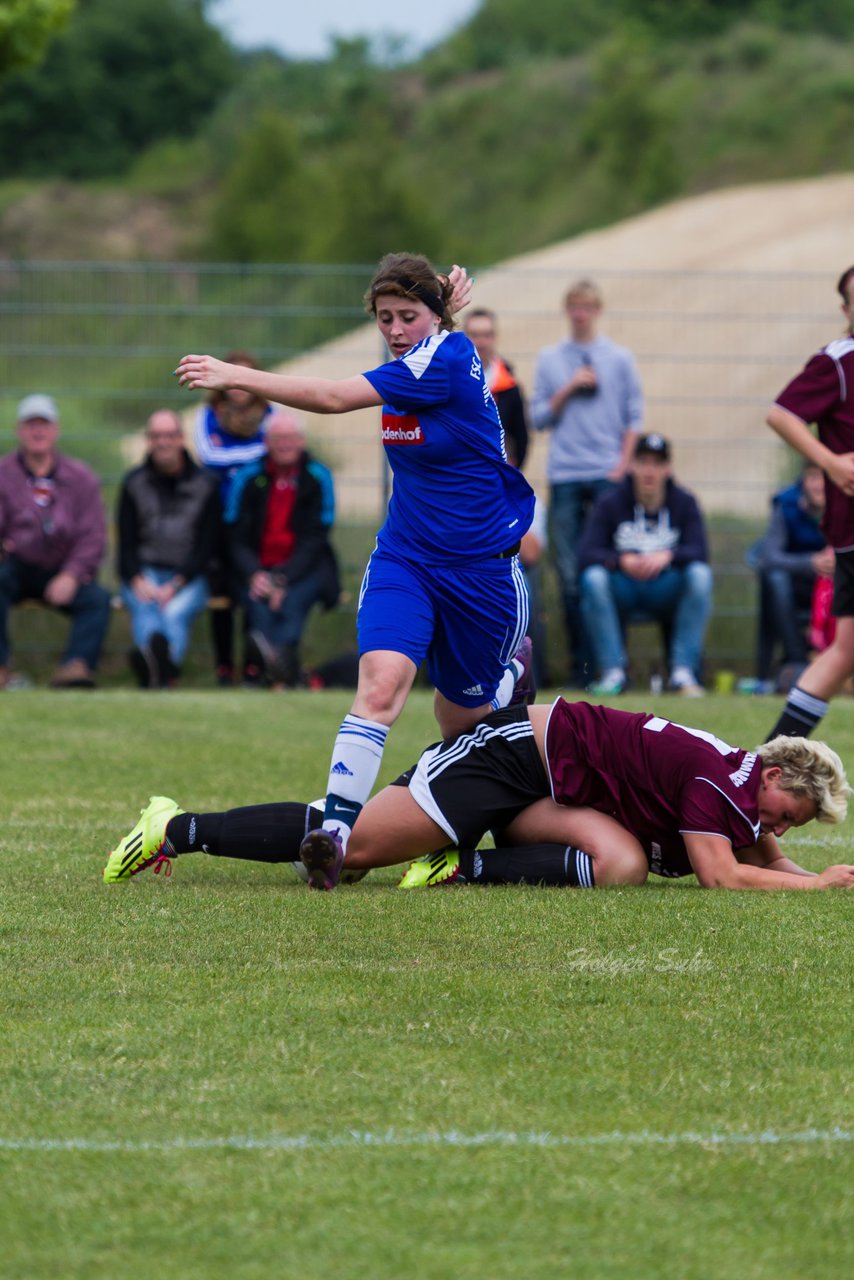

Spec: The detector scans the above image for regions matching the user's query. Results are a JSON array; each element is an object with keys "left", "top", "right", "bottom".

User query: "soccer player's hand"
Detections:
[
  {"left": 815, "top": 864, "right": 854, "bottom": 888},
  {"left": 445, "top": 264, "right": 473, "bottom": 315},
  {"left": 175, "top": 354, "right": 233, "bottom": 391},
  {"left": 824, "top": 451, "right": 854, "bottom": 496}
]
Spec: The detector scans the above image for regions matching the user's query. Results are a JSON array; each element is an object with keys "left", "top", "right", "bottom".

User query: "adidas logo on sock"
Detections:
[{"left": 331, "top": 761, "right": 354, "bottom": 776}]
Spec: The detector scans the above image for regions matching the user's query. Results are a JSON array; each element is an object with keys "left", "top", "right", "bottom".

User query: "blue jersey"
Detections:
[
  {"left": 193, "top": 404, "right": 271, "bottom": 509},
  {"left": 363, "top": 330, "right": 535, "bottom": 565}
]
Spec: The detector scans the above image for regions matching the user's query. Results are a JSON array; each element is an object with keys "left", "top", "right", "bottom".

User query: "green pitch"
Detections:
[{"left": 2, "top": 690, "right": 852, "bottom": 1279}]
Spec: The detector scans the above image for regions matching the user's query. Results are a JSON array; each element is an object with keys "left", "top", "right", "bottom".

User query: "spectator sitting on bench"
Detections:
[
  {"left": 578, "top": 432, "right": 712, "bottom": 696},
  {"left": 228, "top": 411, "right": 340, "bottom": 688},
  {"left": 0, "top": 394, "right": 111, "bottom": 689},
  {"left": 117, "top": 409, "right": 220, "bottom": 688},
  {"left": 750, "top": 461, "right": 831, "bottom": 691}
]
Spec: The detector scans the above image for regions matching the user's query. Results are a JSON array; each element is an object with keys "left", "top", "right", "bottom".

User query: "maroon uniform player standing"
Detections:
[{"left": 765, "top": 266, "right": 854, "bottom": 740}]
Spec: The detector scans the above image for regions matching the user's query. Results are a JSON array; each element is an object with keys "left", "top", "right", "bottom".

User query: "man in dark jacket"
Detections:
[
  {"left": 228, "top": 412, "right": 340, "bottom": 687},
  {"left": 118, "top": 409, "right": 220, "bottom": 687},
  {"left": 578, "top": 433, "right": 712, "bottom": 695}
]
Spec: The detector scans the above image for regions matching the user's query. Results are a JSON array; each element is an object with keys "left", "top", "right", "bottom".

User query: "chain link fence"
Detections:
[{"left": 0, "top": 260, "right": 838, "bottom": 676}]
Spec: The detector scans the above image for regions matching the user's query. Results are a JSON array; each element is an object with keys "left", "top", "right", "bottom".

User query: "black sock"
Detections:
[
  {"left": 767, "top": 686, "right": 829, "bottom": 739},
  {"left": 166, "top": 803, "right": 323, "bottom": 862},
  {"left": 459, "top": 844, "right": 595, "bottom": 887}
]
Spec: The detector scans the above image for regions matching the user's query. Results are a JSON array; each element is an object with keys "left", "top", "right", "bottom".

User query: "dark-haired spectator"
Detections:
[
  {"left": 229, "top": 412, "right": 340, "bottom": 688},
  {"left": 463, "top": 308, "right": 529, "bottom": 468},
  {"left": 578, "top": 433, "right": 712, "bottom": 696},
  {"left": 532, "top": 279, "right": 644, "bottom": 686},
  {"left": 193, "top": 348, "right": 273, "bottom": 685},
  {"left": 751, "top": 462, "right": 831, "bottom": 691},
  {"left": 117, "top": 410, "right": 220, "bottom": 688},
  {"left": 0, "top": 394, "right": 110, "bottom": 688}
]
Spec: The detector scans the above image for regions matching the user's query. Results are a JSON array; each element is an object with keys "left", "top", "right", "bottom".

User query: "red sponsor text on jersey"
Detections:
[{"left": 381, "top": 413, "right": 424, "bottom": 445}]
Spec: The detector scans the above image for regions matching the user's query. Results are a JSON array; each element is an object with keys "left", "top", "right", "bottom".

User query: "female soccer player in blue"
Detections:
[{"left": 176, "top": 253, "right": 536, "bottom": 890}]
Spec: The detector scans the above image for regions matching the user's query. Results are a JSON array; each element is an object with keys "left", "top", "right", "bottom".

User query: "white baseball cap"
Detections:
[{"left": 17, "top": 394, "right": 59, "bottom": 423}]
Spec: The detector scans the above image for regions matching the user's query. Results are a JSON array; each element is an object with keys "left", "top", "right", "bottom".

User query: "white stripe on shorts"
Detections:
[{"left": 409, "top": 717, "right": 535, "bottom": 843}]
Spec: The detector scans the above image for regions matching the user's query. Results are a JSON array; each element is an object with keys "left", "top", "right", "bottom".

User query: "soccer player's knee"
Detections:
[{"left": 594, "top": 844, "right": 648, "bottom": 886}]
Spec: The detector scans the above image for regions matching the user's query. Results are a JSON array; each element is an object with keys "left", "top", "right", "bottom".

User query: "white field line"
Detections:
[{"left": 0, "top": 1127, "right": 850, "bottom": 1154}]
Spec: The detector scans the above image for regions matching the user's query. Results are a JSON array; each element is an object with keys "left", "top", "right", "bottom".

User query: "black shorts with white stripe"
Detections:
[
  {"left": 832, "top": 547, "right": 854, "bottom": 617},
  {"left": 396, "top": 706, "right": 550, "bottom": 847}
]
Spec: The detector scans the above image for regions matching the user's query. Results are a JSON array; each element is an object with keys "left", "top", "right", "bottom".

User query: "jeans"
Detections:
[
  {"left": 550, "top": 479, "right": 616, "bottom": 680},
  {"left": 580, "top": 562, "right": 713, "bottom": 678},
  {"left": 245, "top": 569, "right": 327, "bottom": 654},
  {"left": 0, "top": 555, "right": 111, "bottom": 668},
  {"left": 120, "top": 567, "right": 209, "bottom": 666},
  {"left": 756, "top": 569, "right": 813, "bottom": 681}
]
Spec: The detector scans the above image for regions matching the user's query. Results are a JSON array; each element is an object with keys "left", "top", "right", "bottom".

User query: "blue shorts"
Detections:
[{"left": 357, "top": 543, "right": 529, "bottom": 706}]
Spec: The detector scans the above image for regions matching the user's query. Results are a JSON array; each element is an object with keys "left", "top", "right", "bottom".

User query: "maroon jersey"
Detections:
[
  {"left": 545, "top": 700, "right": 762, "bottom": 877},
  {"left": 774, "top": 337, "right": 854, "bottom": 550}
]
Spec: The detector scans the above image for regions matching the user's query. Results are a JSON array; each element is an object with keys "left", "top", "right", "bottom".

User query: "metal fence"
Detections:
[
  {"left": 0, "top": 259, "right": 837, "bottom": 507},
  {"left": 0, "top": 260, "right": 839, "bottom": 671}
]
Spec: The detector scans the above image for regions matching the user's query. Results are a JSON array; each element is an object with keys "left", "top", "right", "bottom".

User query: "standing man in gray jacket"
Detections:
[
  {"left": 532, "top": 279, "right": 644, "bottom": 686},
  {"left": 0, "top": 394, "right": 111, "bottom": 688}
]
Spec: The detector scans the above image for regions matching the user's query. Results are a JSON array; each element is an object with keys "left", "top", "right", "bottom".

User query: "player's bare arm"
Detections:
[
  {"left": 175, "top": 356, "right": 382, "bottom": 415},
  {"left": 684, "top": 832, "right": 854, "bottom": 890},
  {"left": 766, "top": 404, "right": 854, "bottom": 495},
  {"left": 735, "top": 834, "right": 815, "bottom": 877}
]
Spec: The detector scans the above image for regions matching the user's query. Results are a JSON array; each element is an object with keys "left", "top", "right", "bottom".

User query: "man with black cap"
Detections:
[
  {"left": 577, "top": 432, "right": 712, "bottom": 695},
  {"left": 0, "top": 394, "right": 111, "bottom": 688}
]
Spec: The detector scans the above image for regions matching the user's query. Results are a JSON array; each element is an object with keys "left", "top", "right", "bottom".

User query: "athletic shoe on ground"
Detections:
[
  {"left": 669, "top": 665, "right": 705, "bottom": 697},
  {"left": 298, "top": 827, "right": 344, "bottom": 891},
  {"left": 398, "top": 849, "right": 462, "bottom": 888},
  {"left": 588, "top": 668, "right": 627, "bottom": 696},
  {"left": 508, "top": 635, "right": 537, "bottom": 707},
  {"left": 290, "top": 860, "right": 369, "bottom": 885},
  {"left": 103, "top": 796, "right": 184, "bottom": 883}
]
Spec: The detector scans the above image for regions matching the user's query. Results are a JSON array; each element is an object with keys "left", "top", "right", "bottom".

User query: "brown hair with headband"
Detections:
[{"left": 365, "top": 253, "right": 456, "bottom": 330}]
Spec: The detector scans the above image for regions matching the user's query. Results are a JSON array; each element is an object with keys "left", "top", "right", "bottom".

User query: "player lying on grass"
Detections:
[{"left": 103, "top": 700, "right": 854, "bottom": 891}]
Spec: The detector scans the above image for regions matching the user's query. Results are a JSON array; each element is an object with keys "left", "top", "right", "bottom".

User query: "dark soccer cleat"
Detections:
[
  {"left": 298, "top": 827, "right": 345, "bottom": 891},
  {"left": 508, "top": 635, "right": 536, "bottom": 707}
]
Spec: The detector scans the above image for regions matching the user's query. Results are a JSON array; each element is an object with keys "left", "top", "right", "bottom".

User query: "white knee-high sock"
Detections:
[
  {"left": 322, "top": 714, "right": 389, "bottom": 852},
  {"left": 490, "top": 655, "right": 525, "bottom": 710}
]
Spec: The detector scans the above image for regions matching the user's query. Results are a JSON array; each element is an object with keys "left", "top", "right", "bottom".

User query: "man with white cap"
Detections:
[{"left": 0, "top": 394, "right": 111, "bottom": 688}]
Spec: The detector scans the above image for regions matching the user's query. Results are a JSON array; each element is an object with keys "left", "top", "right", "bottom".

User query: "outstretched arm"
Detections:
[
  {"left": 175, "top": 356, "right": 382, "bottom": 415},
  {"left": 684, "top": 832, "right": 854, "bottom": 889}
]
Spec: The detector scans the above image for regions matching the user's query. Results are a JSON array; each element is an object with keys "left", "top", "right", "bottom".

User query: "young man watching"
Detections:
[{"left": 577, "top": 433, "right": 712, "bottom": 695}]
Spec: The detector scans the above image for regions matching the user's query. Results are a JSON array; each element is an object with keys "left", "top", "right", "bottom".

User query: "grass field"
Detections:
[{"left": 2, "top": 688, "right": 852, "bottom": 1279}]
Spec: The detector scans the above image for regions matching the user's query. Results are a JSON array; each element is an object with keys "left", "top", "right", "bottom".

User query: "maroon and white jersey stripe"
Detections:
[{"left": 545, "top": 700, "right": 762, "bottom": 877}]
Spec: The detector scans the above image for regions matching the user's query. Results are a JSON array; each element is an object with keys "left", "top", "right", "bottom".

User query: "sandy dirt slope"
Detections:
[{"left": 211, "top": 174, "right": 854, "bottom": 517}]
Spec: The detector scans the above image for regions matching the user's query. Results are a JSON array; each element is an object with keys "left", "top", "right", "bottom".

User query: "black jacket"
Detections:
[
  {"left": 117, "top": 451, "right": 220, "bottom": 582},
  {"left": 578, "top": 474, "right": 709, "bottom": 574}
]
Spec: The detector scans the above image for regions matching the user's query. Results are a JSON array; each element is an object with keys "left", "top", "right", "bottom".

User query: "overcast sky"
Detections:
[{"left": 211, "top": 0, "right": 480, "bottom": 60}]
